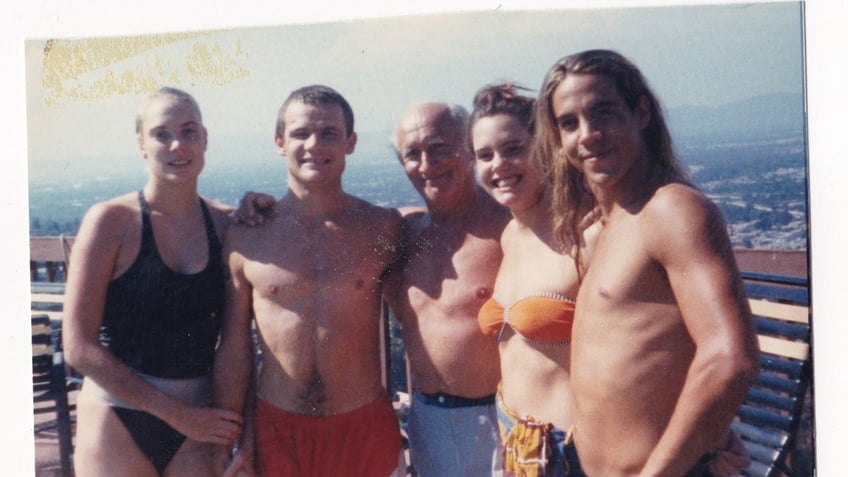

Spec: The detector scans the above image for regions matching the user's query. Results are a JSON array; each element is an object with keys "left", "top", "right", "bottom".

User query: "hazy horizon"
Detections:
[
  {"left": 12, "top": 2, "right": 848, "bottom": 476},
  {"left": 25, "top": 2, "right": 804, "bottom": 180}
]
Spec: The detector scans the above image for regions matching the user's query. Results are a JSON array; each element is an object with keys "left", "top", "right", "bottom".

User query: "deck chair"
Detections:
[
  {"left": 32, "top": 313, "right": 74, "bottom": 477},
  {"left": 732, "top": 273, "right": 812, "bottom": 477}
]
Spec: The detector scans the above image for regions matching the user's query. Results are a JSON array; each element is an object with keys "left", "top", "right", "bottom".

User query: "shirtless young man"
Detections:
[
  {"left": 535, "top": 50, "right": 761, "bottom": 477},
  {"left": 212, "top": 85, "right": 405, "bottom": 476},
  {"left": 383, "top": 102, "right": 510, "bottom": 477}
]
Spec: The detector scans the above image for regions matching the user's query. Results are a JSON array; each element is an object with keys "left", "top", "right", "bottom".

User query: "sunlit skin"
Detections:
[
  {"left": 472, "top": 114, "right": 542, "bottom": 213},
  {"left": 383, "top": 104, "right": 505, "bottom": 401},
  {"left": 394, "top": 103, "right": 478, "bottom": 216},
  {"left": 229, "top": 101, "right": 504, "bottom": 476},
  {"left": 63, "top": 93, "right": 241, "bottom": 477},
  {"left": 472, "top": 97, "right": 749, "bottom": 475},
  {"left": 472, "top": 112, "right": 590, "bottom": 432},
  {"left": 213, "top": 98, "right": 405, "bottom": 476},
  {"left": 552, "top": 73, "right": 649, "bottom": 196},
  {"left": 276, "top": 101, "right": 355, "bottom": 193},
  {"left": 551, "top": 73, "right": 759, "bottom": 477},
  {"left": 138, "top": 96, "right": 208, "bottom": 187}
]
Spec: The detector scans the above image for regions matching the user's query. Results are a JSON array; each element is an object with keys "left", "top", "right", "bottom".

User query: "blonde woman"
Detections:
[{"left": 64, "top": 87, "right": 242, "bottom": 476}]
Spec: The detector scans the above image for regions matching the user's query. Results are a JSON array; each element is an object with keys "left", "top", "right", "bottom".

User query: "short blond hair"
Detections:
[{"left": 136, "top": 86, "right": 202, "bottom": 134}]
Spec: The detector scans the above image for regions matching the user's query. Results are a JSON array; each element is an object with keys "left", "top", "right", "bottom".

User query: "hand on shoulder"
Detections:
[{"left": 229, "top": 191, "right": 277, "bottom": 227}]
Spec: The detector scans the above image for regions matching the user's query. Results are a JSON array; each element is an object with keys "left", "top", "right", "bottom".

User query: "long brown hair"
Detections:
[{"left": 534, "top": 49, "right": 689, "bottom": 266}]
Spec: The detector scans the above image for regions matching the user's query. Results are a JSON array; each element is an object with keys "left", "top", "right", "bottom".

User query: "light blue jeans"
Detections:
[{"left": 407, "top": 391, "right": 503, "bottom": 477}]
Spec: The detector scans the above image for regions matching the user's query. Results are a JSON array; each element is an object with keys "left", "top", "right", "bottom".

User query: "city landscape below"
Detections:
[{"left": 29, "top": 128, "right": 808, "bottom": 252}]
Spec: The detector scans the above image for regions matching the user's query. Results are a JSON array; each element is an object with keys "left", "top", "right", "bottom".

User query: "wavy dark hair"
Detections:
[
  {"left": 469, "top": 83, "right": 536, "bottom": 140},
  {"left": 469, "top": 82, "right": 541, "bottom": 182}
]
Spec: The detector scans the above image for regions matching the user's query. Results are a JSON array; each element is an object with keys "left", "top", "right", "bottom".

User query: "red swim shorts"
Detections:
[{"left": 255, "top": 393, "right": 403, "bottom": 476}]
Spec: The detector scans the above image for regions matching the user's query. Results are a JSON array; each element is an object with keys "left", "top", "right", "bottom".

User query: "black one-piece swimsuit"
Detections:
[{"left": 99, "top": 190, "right": 225, "bottom": 474}]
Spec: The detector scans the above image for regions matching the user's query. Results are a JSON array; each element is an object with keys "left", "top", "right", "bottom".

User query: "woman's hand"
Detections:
[
  {"left": 167, "top": 403, "right": 243, "bottom": 446},
  {"left": 708, "top": 429, "right": 752, "bottom": 477}
]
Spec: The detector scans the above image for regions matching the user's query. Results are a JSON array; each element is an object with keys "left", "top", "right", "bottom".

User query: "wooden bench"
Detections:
[
  {"left": 30, "top": 236, "right": 74, "bottom": 282},
  {"left": 733, "top": 271, "right": 812, "bottom": 477},
  {"left": 32, "top": 313, "right": 74, "bottom": 477},
  {"left": 31, "top": 280, "right": 76, "bottom": 476}
]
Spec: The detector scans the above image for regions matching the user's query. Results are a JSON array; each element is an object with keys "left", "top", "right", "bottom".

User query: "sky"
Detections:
[
  {"left": 3, "top": 1, "right": 847, "bottom": 475},
  {"left": 24, "top": 2, "right": 805, "bottom": 175}
]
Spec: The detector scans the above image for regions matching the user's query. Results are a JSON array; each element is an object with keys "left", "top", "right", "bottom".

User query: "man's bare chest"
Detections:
[
  {"left": 243, "top": 226, "right": 389, "bottom": 294},
  {"left": 583, "top": 231, "right": 674, "bottom": 313},
  {"left": 400, "top": 236, "right": 499, "bottom": 311}
]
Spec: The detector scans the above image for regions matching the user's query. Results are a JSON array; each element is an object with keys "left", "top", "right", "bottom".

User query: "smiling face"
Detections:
[
  {"left": 275, "top": 100, "right": 356, "bottom": 189},
  {"left": 472, "top": 113, "right": 541, "bottom": 212},
  {"left": 137, "top": 95, "right": 207, "bottom": 185},
  {"left": 551, "top": 73, "right": 649, "bottom": 192},
  {"left": 394, "top": 103, "right": 475, "bottom": 211}
]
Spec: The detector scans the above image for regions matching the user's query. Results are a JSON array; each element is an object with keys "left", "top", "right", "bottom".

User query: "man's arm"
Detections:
[
  {"left": 639, "top": 184, "right": 760, "bottom": 477},
  {"left": 211, "top": 235, "right": 257, "bottom": 473},
  {"left": 381, "top": 210, "right": 414, "bottom": 311}
]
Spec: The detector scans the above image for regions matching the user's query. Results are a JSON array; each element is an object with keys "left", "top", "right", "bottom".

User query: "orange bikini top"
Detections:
[{"left": 478, "top": 292, "right": 575, "bottom": 347}]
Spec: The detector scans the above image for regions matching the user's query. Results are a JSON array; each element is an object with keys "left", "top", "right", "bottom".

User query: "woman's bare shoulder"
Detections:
[
  {"left": 81, "top": 192, "right": 140, "bottom": 231},
  {"left": 201, "top": 197, "right": 236, "bottom": 238}
]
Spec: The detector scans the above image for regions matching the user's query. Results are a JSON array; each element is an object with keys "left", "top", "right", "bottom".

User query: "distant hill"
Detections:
[
  {"left": 27, "top": 102, "right": 809, "bottom": 250},
  {"left": 667, "top": 92, "right": 805, "bottom": 140}
]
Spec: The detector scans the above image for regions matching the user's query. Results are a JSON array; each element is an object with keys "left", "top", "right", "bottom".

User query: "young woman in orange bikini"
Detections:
[
  {"left": 470, "top": 83, "right": 750, "bottom": 477},
  {"left": 471, "top": 83, "right": 593, "bottom": 477}
]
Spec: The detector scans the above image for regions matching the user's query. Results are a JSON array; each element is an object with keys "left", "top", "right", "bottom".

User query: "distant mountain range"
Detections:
[
  {"left": 27, "top": 92, "right": 806, "bottom": 184},
  {"left": 666, "top": 92, "right": 805, "bottom": 140},
  {"left": 28, "top": 90, "right": 809, "bottom": 251}
]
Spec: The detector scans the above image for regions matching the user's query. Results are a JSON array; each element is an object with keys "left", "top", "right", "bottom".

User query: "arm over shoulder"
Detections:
[{"left": 368, "top": 203, "right": 405, "bottom": 253}]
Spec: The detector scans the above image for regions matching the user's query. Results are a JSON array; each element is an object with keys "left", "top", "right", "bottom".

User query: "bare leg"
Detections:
[
  {"left": 165, "top": 440, "right": 216, "bottom": 477},
  {"left": 73, "top": 387, "right": 158, "bottom": 477},
  {"left": 388, "top": 449, "right": 409, "bottom": 477}
]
